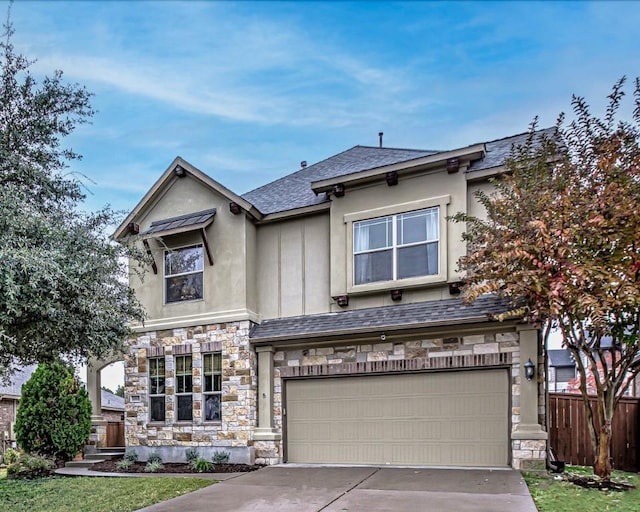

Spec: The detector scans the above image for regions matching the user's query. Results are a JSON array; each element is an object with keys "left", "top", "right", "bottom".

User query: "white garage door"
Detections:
[{"left": 285, "top": 369, "right": 509, "bottom": 466}]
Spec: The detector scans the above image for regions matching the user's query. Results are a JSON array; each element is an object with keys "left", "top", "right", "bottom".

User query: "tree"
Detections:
[
  {"left": 453, "top": 77, "right": 640, "bottom": 481},
  {"left": 0, "top": 20, "right": 146, "bottom": 378},
  {"left": 114, "top": 384, "right": 125, "bottom": 398},
  {"left": 15, "top": 361, "right": 92, "bottom": 461}
]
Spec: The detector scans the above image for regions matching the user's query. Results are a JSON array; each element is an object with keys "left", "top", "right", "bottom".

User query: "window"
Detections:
[
  {"left": 149, "top": 357, "right": 165, "bottom": 422},
  {"left": 203, "top": 353, "right": 222, "bottom": 421},
  {"left": 164, "top": 245, "right": 204, "bottom": 303},
  {"left": 354, "top": 208, "right": 438, "bottom": 285},
  {"left": 175, "top": 355, "right": 193, "bottom": 421}
]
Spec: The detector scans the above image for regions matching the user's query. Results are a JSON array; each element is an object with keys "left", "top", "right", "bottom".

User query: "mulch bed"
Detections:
[
  {"left": 91, "top": 459, "right": 264, "bottom": 474},
  {"left": 565, "top": 474, "right": 636, "bottom": 491}
]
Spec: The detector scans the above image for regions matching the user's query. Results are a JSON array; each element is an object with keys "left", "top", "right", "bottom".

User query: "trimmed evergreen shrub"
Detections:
[{"left": 14, "top": 361, "right": 92, "bottom": 461}]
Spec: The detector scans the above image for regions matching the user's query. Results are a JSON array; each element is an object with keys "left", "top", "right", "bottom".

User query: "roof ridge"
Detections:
[
  {"left": 354, "top": 145, "right": 442, "bottom": 153},
  {"left": 480, "top": 126, "right": 556, "bottom": 146}
]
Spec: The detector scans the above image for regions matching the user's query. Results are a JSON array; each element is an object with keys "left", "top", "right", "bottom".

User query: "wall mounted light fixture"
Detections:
[{"left": 524, "top": 358, "right": 536, "bottom": 381}]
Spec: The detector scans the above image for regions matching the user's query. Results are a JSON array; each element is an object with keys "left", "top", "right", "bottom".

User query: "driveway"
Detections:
[{"left": 137, "top": 465, "right": 538, "bottom": 512}]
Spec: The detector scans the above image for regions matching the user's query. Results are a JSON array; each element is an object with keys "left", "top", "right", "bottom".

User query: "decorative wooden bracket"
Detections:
[
  {"left": 200, "top": 228, "right": 214, "bottom": 266},
  {"left": 142, "top": 239, "right": 158, "bottom": 274}
]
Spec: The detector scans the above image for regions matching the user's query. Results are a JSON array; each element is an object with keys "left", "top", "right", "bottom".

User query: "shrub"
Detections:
[
  {"left": 144, "top": 461, "right": 164, "bottom": 473},
  {"left": 3, "top": 448, "right": 19, "bottom": 465},
  {"left": 147, "top": 451, "right": 163, "bottom": 464},
  {"left": 7, "top": 453, "right": 55, "bottom": 479},
  {"left": 116, "top": 459, "right": 132, "bottom": 470},
  {"left": 123, "top": 449, "right": 139, "bottom": 463},
  {"left": 15, "top": 361, "right": 92, "bottom": 461},
  {"left": 211, "top": 450, "right": 230, "bottom": 464},
  {"left": 185, "top": 447, "right": 199, "bottom": 464},
  {"left": 190, "top": 457, "right": 212, "bottom": 473}
]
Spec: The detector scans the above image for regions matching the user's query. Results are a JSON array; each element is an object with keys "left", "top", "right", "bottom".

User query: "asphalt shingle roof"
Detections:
[
  {"left": 0, "top": 365, "right": 36, "bottom": 397},
  {"left": 468, "top": 127, "right": 557, "bottom": 172},
  {"left": 242, "top": 146, "right": 438, "bottom": 215},
  {"left": 142, "top": 208, "right": 216, "bottom": 235},
  {"left": 250, "top": 295, "right": 515, "bottom": 342},
  {"left": 548, "top": 349, "right": 575, "bottom": 368}
]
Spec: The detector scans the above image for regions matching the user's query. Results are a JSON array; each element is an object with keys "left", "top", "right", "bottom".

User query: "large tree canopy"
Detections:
[
  {"left": 0, "top": 23, "right": 146, "bottom": 377},
  {"left": 453, "top": 78, "right": 640, "bottom": 480}
]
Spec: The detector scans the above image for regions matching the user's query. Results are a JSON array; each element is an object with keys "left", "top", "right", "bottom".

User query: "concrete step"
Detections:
[
  {"left": 64, "top": 459, "right": 105, "bottom": 469},
  {"left": 85, "top": 452, "right": 122, "bottom": 461}
]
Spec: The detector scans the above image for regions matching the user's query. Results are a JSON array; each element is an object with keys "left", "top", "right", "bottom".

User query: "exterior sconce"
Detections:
[
  {"left": 332, "top": 183, "right": 345, "bottom": 197},
  {"left": 333, "top": 295, "right": 349, "bottom": 307},
  {"left": 390, "top": 289, "right": 403, "bottom": 301},
  {"left": 524, "top": 358, "right": 536, "bottom": 381},
  {"left": 229, "top": 202, "right": 242, "bottom": 215},
  {"left": 385, "top": 171, "right": 398, "bottom": 186},
  {"left": 446, "top": 157, "right": 460, "bottom": 174}
]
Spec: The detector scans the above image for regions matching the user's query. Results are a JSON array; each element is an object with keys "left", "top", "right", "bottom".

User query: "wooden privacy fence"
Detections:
[
  {"left": 106, "top": 421, "right": 125, "bottom": 448},
  {"left": 549, "top": 393, "right": 639, "bottom": 471}
]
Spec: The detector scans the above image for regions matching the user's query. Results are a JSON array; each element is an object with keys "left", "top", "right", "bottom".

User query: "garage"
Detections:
[{"left": 285, "top": 369, "right": 509, "bottom": 467}]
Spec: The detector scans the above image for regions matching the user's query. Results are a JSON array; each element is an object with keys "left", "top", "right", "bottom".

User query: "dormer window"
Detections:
[
  {"left": 353, "top": 207, "right": 439, "bottom": 285},
  {"left": 164, "top": 244, "right": 204, "bottom": 303}
]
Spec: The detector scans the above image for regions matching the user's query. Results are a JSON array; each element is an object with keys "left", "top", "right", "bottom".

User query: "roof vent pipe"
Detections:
[
  {"left": 301, "top": 161, "right": 307, "bottom": 168},
  {"left": 378, "top": 132, "right": 383, "bottom": 148}
]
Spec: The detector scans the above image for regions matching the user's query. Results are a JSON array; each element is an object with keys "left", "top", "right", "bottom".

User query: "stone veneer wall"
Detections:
[
  {"left": 257, "top": 330, "right": 546, "bottom": 469},
  {"left": 124, "top": 321, "right": 257, "bottom": 464},
  {"left": 0, "top": 399, "right": 16, "bottom": 438}
]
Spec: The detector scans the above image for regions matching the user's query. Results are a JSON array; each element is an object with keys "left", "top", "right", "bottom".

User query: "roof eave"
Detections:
[{"left": 311, "top": 144, "right": 486, "bottom": 194}]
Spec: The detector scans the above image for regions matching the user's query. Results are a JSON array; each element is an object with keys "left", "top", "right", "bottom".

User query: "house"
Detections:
[
  {"left": 105, "top": 130, "right": 552, "bottom": 470},
  {"left": 548, "top": 349, "right": 576, "bottom": 392}
]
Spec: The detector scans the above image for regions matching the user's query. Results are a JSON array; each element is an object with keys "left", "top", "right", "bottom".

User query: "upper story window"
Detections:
[
  {"left": 353, "top": 207, "right": 439, "bottom": 285},
  {"left": 149, "top": 357, "right": 166, "bottom": 422},
  {"left": 175, "top": 355, "right": 193, "bottom": 421},
  {"left": 164, "top": 244, "right": 204, "bottom": 303}
]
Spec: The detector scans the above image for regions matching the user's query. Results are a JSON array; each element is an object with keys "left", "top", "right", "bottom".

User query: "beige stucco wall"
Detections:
[
  {"left": 129, "top": 175, "right": 257, "bottom": 329},
  {"left": 256, "top": 214, "right": 331, "bottom": 320},
  {"left": 328, "top": 166, "right": 468, "bottom": 306}
]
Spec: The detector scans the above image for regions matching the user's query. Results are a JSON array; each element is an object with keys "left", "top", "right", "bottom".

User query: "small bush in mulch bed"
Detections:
[{"left": 91, "top": 459, "right": 264, "bottom": 474}]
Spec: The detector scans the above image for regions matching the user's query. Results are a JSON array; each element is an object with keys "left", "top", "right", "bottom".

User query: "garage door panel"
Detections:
[{"left": 286, "top": 370, "right": 508, "bottom": 466}]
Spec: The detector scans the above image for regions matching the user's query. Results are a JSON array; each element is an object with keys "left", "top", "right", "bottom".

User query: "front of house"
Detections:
[{"left": 110, "top": 131, "right": 550, "bottom": 470}]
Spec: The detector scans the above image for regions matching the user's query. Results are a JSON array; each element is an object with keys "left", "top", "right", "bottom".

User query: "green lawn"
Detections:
[
  {"left": 524, "top": 467, "right": 640, "bottom": 512},
  {"left": 0, "top": 468, "right": 214, "bottom": 512}
]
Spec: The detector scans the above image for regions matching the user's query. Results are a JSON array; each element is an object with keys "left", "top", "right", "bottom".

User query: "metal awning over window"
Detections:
[{"left": 140, "top": 209, "right": 216, "bottom": 273}]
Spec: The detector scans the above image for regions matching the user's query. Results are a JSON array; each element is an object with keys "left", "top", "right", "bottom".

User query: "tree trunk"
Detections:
[{"left": 593, "top": 424, "right": 612, "bottom": 480}]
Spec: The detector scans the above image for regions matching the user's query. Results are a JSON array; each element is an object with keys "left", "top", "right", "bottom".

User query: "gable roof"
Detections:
[
  {"left": 242, "top": 145, "right": 438, "bottom": 215},
  {"left": 101, "top": 389, "right": 124, "bottom": 411},
  {"left": 0, "top": 365, "right": 36, "bottom": 398},
  {"left": 250, "top": 295, "right": 515, "bottom": 344}
]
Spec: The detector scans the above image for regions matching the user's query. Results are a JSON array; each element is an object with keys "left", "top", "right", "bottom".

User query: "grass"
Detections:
[
  {"left": 0, "top": 469, "right": 214, "bottom": 512},
  {"left": 524, "top": 466, "right": 640, "bottom": 512}
]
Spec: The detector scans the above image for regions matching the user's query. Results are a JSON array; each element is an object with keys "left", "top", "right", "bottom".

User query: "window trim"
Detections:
[
  {"left": 174, "top": 354, "right": 193, "bottom": 422},
  {"left": 202, "top": 352, "right": 222, "bottom": 423},
  {"left": 148, "top": 356, "right": 166, "bottom": 423},
  {"left": 163, "top": 243, "right": 205, "bottom": 305},
  {"left": 344, "top": 195, "right": 450, "bottom": 294}
]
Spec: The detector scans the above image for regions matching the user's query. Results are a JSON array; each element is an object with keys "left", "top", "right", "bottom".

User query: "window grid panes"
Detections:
[
  {"left": 203, "top": 353, "right": 222, "bottom": 422},
  {"left": 175, "top": 355, "right": 193, "bottom": 421},
  {"left": 164, "top": 245, "right": 204, "bottom": 304},
  {"left": 354, "top": 207, "right": 439, "bottom": 285},
  {"left": 149, "top": 357, "right": 165, "bottom": 422}
]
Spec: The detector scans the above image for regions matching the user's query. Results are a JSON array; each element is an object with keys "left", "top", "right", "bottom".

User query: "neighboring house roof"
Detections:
[
  {"left": 0, "top": 365, "right": 36, "bottom": 398},
  {"left": 101, "top": 389, "right": 124, "bottom": 411},
  {"left": 250, "top": 295, "right": 514, "bottom": 343},
  {"left": 467, "top": 127, "right": 557, "bottom": 173},
  {"left": 242, "top": 146, "right": 438, "bottom": 215},
  {"left": 548, "top": 349, "right": 575, "bottom": 368}
]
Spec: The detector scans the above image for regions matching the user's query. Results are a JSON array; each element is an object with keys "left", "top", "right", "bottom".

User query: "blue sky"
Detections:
[{"left": 10, "top": 1, "right": 640, "bottom": 216}]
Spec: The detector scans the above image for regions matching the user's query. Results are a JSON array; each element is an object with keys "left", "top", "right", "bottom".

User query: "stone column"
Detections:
[
  {"left": 512, "top": 325, "right": 547, "bottom": 470},
  {"left": 253, "top": 346, "right": 281, "bottom": 441},
  {"left": 87, "top": 358, "right": 108, "bottom": 451}
]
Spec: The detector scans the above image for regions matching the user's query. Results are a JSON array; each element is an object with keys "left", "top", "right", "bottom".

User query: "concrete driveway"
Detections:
[{"left": 137, "top": 465, "right": 538, "bottom": 512}]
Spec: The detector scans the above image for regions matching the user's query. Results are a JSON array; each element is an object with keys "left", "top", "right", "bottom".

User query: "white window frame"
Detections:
[
  {"left": 345, "top": 196, "right": 450, "bottom": 294},
  {"left": 202, "top": 352, "right": 222, "bottom": 422},
  {"left": 164, "top": 243, "right": 204, "bottom": 304}
]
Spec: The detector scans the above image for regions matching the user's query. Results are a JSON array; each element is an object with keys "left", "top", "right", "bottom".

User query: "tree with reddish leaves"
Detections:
[{"left": 452, "top": 78, "right": 640, "bottom": 481}]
